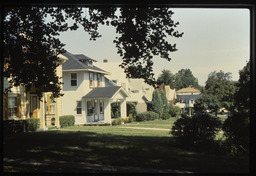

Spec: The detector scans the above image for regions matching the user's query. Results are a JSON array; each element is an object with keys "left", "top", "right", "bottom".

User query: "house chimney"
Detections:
[{"left": 103, "top": 59, "right": 108, "bottom": 63}]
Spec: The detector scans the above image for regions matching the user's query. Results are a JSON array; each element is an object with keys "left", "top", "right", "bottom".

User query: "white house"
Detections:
[
  {"left": 61, "top": 52, "right": 129, "bottom": 125},
  {"left": 94, "top": 60, "right": 154, "bottom": 113},
  {"left": 176, "top": 86, "right": 202, "bottom": 115}
]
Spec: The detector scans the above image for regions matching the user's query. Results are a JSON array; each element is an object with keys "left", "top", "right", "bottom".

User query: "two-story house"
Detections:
[
  {"left": 61, "top": 52, "right": 129, "bottom": 125},
  {"left": 94, "top": 60, "right": 154, "bottom": 113},
  {"left": 3, "top": 54, "right": 67, "bottom": 129},
  {"left": 176, "top": 85, "right": 202, "bottom": 115}
]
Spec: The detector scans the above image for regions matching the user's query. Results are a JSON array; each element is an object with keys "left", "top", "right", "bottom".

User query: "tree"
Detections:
[
  {"left": 160, "top": 90, "right": 169, "bottom": 112},
  {"left": 174, "top": 69, "right": 201, "bottom": 90},
  {"left": 152, "top": 89, "right": 163, "bottom": 117},
  {"left": 204, "top": 70, "right": 238, "bottom": 111},
  {"left": 222, "top": 61, "right": 250, "bottom": 154},
  {"left": 194, "top": 94, "right": 221, "bottom": 117},
  {"left": 3, "top": 6, "right": 184, "bottom": 98},
  {"left": 157, "top": 69, "right": 175, "bottom": 88}
]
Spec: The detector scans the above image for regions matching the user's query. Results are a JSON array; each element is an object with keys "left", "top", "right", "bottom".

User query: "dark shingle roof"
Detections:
[
  {"left": 62, "top": 52, "right": 107, "bottom": 73},
  {"left": 83, "top": 86, "right": 124, "bottom": 98}
]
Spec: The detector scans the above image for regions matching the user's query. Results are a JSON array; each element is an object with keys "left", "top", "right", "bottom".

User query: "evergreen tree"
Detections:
[
  {"left": 152, "top": 90, "right": 163, "bottom": 118},
  {"left": 160, "top": 90, "right": 169, "bottom": 112}
]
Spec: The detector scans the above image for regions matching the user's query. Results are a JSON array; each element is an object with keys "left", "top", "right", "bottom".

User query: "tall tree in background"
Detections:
[
  {"left": 157, "top": 68, "right": 200, "bottom": 90},
  {"left": 3, "top": 6, "right": 183, "bottom": 98},
  {"left": 174, "top": 69, "right": 200, "bottom": 90},
  {"left": 157, "top": 69, "right": 175, "bottom": 88},
  {"left": 152, "top": 89, "right": 163, "bottom": 117},
  {"left": 160, "top": 90, "right": 169, "bottom": 112},
  {"left": 204, "top": 70, "right": 238, "bottom": 111}
]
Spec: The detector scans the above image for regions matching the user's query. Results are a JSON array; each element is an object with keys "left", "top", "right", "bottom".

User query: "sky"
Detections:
[{"left": 57, "top": 8, "right": 250, "bottom": 86}]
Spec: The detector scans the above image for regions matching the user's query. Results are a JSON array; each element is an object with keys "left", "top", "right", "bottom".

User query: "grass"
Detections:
[{"left": 3, "top": 118, "right": 249, "bottom": 173}]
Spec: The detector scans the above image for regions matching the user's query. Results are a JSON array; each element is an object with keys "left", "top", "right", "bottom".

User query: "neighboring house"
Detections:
[
  {"left": 3, "top": 54, "right": 67, "bottom": 129},
  {"left": 94, "top": 60, "right": 154, "bottom": 113},
  {"left": 157, "top": 83, "right": 177, "bottom": 104},
  {"left": 176, "top": 85, "right": 202, "bottom": 115},
  {"left": 61, "top": 52, "right": 129, "bottom": 125}
]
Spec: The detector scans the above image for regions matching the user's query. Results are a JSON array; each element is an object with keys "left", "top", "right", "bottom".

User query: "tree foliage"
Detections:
[
  {"left": 204, "top": 70, "right": 238, "bottom": 110},
  {"left": 3, "top": 6, "right": 183, "bottom": 97},
  {"left": 152, "top": 89, "right": 163, "bottom": 117},
  {"left": 222, "top": 61, "right": 250, "bottom": 153},
  {"left": 194, "top": 94, "right": 221, "bottom": 116},
  {"left": 157, "top": 69, "right": 175, "bottom": 86},
  {"left": 171, "top": 113, "right": 222, "bottom": 147},
  {"left": 157, "top": 68, "right": 201, "bottom": 90},
  {"left": 174, "top": 69, "right": 201, "bottom": 90}
]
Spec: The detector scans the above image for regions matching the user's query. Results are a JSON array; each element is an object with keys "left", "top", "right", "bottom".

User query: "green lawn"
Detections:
[{"left": 4, "top": 118, "right": 249, "bottom": 173}]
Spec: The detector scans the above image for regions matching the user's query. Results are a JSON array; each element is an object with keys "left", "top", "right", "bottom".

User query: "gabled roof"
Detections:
[
  {"left": 177, "top": 94, "right": 202, "bottom": 100},
  {"left": 62, "top": 52, "right": 108, "bottom": 74},
  {"left": 83, "top": 86, "right": 129, "bottom": 99},
  {"left": 176, "top": 86, "right": 200, "bottom": 93}
]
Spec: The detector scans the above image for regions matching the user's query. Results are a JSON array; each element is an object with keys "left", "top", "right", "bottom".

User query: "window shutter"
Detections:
[
  {"left": 17, "top": 94, "right": 21, "bottom": 118},
  {"left": 47, "top": 94, "right": 50, "bottom": 115},
  {"left": 4, "top": 94, "right": 8, "bottom": 120}
]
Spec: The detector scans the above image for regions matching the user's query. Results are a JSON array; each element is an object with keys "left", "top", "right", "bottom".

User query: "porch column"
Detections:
[
  {"left": 104, "top": 99, "right": 112, "bottom": 124},
  {"left": 120, "top": 98, "right": 127, "bottom": 119}
]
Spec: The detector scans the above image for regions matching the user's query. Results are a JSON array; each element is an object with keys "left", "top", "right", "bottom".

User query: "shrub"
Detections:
[
  {"left": 222, "top": 112, "right": 249, "bottom": 155},
  {"left": 26, "top": 118, "right": 40, "bottom": 132},
  {"left": 127, "top": 102, "right": 137, "bottom": 119},
  {"left": 124, "top": 115, "right": 133, "bottom": 123},
  {"left": 135, "top": 111, "right": 159, "bottom": 122},
  {"left": 161, "top": 111, "right": 171, "bottom": 120},
  {"left": 59, "top": 115, "right": 75, "bottom": 128},
  {"left": 4, "top": 120, "right": 26, "bottom": 134},
  {"left": 171, "top": 113, "right": 222, "bottom": 147},
  {"left": 112, "top": 117, "right": 124, "bottom": 125},
  {"left": 169, "top": 105, "right": 180, "bottom": 117}
]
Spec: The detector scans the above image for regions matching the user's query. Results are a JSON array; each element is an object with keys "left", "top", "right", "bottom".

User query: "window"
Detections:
[
  {"left": 89, "top": 72, "right": 94, "bottom": 87},
  {"left": 87, "top": 100, "right": 93, "bottom": 116},
  {"left": 100, "top": 100, "right": 104, "bottom": 114},
  {"left": 71, "top": 73, "right": 77, "bottom": 86},
  {"left": 97, "top": 74, "right": 102, "bottom": 87},
  {"left": 76, "top": 101, "right": 82, "bottom": 114},
  {"left": 8, "top": 97, "right": 18, "bottom": 117}
]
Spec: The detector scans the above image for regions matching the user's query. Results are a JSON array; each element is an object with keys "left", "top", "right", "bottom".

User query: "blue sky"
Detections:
[{"left": 58, "top": 8, "right": 250, "bottom": 86}]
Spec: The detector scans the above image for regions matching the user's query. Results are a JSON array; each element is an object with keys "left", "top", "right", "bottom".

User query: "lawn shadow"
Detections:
[{"left": 3, "top": 130, "right": 249, "bottom": 173}]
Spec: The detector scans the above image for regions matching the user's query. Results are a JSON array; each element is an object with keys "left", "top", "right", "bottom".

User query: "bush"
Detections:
[
  {"left": 171, "top": 113, "right": 222, "bottom": 147},
  {"left": 4, "top": 120, "right": 26, "bottom": 134},
  {"left": 169, "top": 105, "right": 180, "bottom": 117},
  {"left": 222, "top": 112, "right": 249, "bottom": 155},
  {"left": 135, "top": 111, "right": 159, "bottom": 122},
  {"left": 112, "top": 117, "right": 124, "bottom": 125},
  {"left": 26, "top": 118, "right": 40, "bottom": 132},
  {"left": 161, "top": 111, "right": 171, "bottom": 120},
  {"left": 59, "top": 115, "right": 75, "bottom": 128},
  {"left": 127, "top": 102, "right": 137, "bottom": 119},
  {"left": 124, "top": 114, "right": 133, "bottom": 123}
]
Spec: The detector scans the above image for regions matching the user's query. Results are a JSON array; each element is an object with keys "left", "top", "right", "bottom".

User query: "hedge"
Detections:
[
  {"left": 135, "top": 111, "right": 159, "bottom": 122},
  {"left": 59, "top": 115, "right": 75, "bottom": 128},
  {"left": 4, "top": 120, "right": 26, "bottom": 134},
  {"left": 26, "top": 118, "right": 40, "bottom": 132}
]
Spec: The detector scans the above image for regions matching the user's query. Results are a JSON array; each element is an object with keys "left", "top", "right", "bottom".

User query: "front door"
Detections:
[{"left": 31, "top": 96, "right": 38, "bottom": 118}]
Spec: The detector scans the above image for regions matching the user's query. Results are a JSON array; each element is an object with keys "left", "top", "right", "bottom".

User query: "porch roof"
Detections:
[{"left": 83, "top": 86, "right": 129, "bottom": 99}]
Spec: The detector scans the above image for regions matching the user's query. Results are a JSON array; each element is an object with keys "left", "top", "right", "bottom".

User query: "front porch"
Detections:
[{"left": 82, "top": 86, "right": 129, "bottom": 125}]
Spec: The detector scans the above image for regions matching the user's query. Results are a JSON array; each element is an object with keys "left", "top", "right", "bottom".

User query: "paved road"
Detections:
[{"left": 4, "top": 158, "right": 193, "bottom": 173}]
